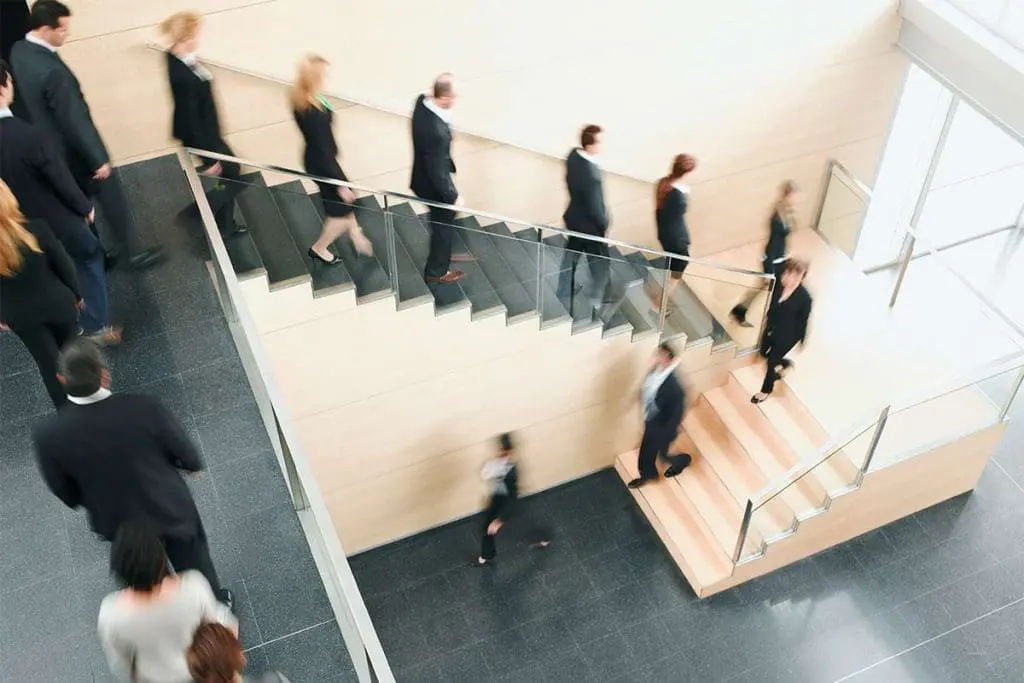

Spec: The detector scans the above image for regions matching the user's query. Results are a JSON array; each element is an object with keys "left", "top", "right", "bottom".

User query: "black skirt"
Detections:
[{"left": 316, "top": 181, "right": 356, "bottom": 218}]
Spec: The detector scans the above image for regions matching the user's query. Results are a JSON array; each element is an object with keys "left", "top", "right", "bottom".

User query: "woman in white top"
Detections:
[{"left": 98, "top": 520, "right": 237, "bottom": 683}]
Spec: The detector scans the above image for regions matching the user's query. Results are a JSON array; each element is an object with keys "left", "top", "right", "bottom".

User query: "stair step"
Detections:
[
  {"left": 684, "top": 401, "right": 795, "bottom": 538},
  {"left": 704, "top": 387, "right": 828, "bottom": 517},
  {"left": 236, "top": 174, "right": 309, "bottom": 290},
  {"left": 624, "top": 251, "right": 722, "bottom": 347},
  {"left": 269, "top": 182, "right": 353, "bottom": 297},
  {"left": 492, "top": 224, "right": 570, "bottom": 326},
  {"left": 309, "top": 193, "right": 393, "bottom": 303},
  {"left": 615, "top": 454, "right": 732, "bottom": 588},
  {"left": 733, "top": 365, "right": 861, "bottom": 493},
  {"left": 363, "top": 202, "right": 434, "bottom": 309},
  {"left": 454, "top": 217, "right": 538, "bottom": 323}
]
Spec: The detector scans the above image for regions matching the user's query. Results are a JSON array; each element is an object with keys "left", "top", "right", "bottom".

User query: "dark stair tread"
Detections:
[
  {"left": 623, "top": 251, "right": 724, "bottom": 345},
  {"left": 354, "top": 200, "right": 430, "bottom": 308},
  {"left": 236, "top": 174, "right": 309, "bottom": 289},
  {"left": 311, "top": 193, "right": 393, "bottom": 302},
  {"left": 269, "top": 182, "right": 353, "bottom": 296},
  {"left": 455, "top": 217, "right": 537, "bottom": 320},
  {"left": 488, "top": 224, "right": 569, "bottom": 325},
  {"left": 196, "top": 176, "right": 263, "bottom": 277}
]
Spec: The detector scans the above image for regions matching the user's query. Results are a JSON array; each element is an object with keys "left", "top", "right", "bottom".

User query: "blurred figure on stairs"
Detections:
[
  {"left": 652, "top": 153, "right": 697, "bottom": 305},
  {"left": 558, "top": 124, "right": 611, "bottom": 313},
  {"left": 751, "top": 258, "right": 812, "bottom": 404},
  {"left": 0, "top": 1, "right": 29, "bottom": 65},
  {"left": 471, "top": 432, "right": 551, "bottom": 567},
  {"left": 628, "top": 342, "right": 692, "bottom": 489},
  {"left": 162, "top": 10, "right": 247, "bottom": 237},
  {"left": 729, "top": 180, "right": 800, "bottom": 327},
  {"left": 291, "top": 54, "right": 373, "bottom": 265}
]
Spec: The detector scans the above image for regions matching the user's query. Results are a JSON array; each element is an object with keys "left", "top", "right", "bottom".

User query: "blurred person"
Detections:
[
  {"left": 471, "top": 433, "right": 550, "bottom": 567},
  {"left": 98, "top": 520, "right": 237, "bottom": 683},
  {"left": 0, "top": 180, "right": 82, "bottom": 408},
  {"left": 729, "top": 180, "right": 799, "bottom": 327},
  {"left": 655, "top": 153, "right": 697, "bottom": 287},
  {"left": 9, "top": 0, "right": 162, "bottom": 270},
  {"left": 0, "top": 1, "right": 29, "bottom": 63},
  {"left": 410, "top": 72, "right": 471, "bottom": 284},
  {"left": 188, "top": 622, "right": 290, "bottom": 683},
  {"left": 0, "top": 58, "right": 121, "bottom": 344},
  {"left": 291, "top": 53, "right": 372, "bottom": 264},
  {"left": 33, "top": 338, "right": 234, "bottom": 607},
  {"left": 557, "top": 124, "right": 611, "bottom": 311},
  {"left": 161, "top": 10, "right": 246, "bottom": 237},
  {"left": 627, "top": 343, "right": 691, "bottom": 489},
  {"left": 751, "top": 258, "right": 812, "bottom": 404}
]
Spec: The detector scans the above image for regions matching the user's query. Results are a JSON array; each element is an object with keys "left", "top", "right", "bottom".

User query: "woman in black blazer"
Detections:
[
  {"left": 292, "top": 54, "right": 372, "bottom": 264},
  {"left": 751, "top": 258, "right": 812, "bottom": 404},
  {"left": 654, "top": 154, "right": 697, "bottom": 289},
  {"left": 161, "top": 12, "right": 245, "bottom": 237},
  {"left": 0, "top": 181, "right": 82, "bottom": 408}
]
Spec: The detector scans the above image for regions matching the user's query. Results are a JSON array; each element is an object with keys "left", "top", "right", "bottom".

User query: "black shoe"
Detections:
[
  {"left": 222, "top": 224, "right": 248, "bottom": 237},
  {"left": 218, "top": 588, "right": 235, "bottom": 611},
  {"left": 627, "top": 477, "right": 651, "bottom": 489},
  {"left": 530, "top": 540, "right": 551, "bottom": 550},
  {"left": 729, "top": 306, "right": 753, "bottom": 328},
  {"left": 127, "top": 248, "right": 164, "bottom": 270},
  {"left": 308, "top": 248, "right": 341, "bottom": 265},
  {"left": 103, "top": 251, "right": 118, "bottom": 272},
  {"left": 469, "top": 558, "right": 495, "bottom": 568},
  {"left": 665, "top": 453, "right": 692, "bottom": 478}
]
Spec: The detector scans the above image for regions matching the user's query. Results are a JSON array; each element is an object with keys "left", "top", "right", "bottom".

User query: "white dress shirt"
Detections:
[
  {"left": 25, "top": 32, "right": 58, "bottom": 53},
  {"left": 67, "top": 387, "right": 113, "bottom": 405},
  {"left": 673, "top": 182, "right": 691, "bottom": 195},
  {"left": 423, "top": 97, "right": 451, "bottom": 125},
  {"left": 0, "top": 107, "right": 12, "bottom": 119},
  {"left": 577, "top": 149, "right": 600, "bottom": 167},
  {"left": 641, "top": 362, "right": 679, "bottom": 422}
]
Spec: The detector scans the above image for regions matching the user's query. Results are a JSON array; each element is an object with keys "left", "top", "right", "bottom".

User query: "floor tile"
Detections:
[
  {"left": 182, "top": 358, "right": 253, "bottom": 416},
  {"left": 260, "top": 620, "right": 356, "bottom": 683},
  {"left": 210, "top": 449, "right": 291, "bottom": 522}
]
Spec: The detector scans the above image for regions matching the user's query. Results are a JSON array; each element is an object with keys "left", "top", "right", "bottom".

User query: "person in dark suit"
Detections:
[
  {"left": 655, "top": 153, "right": 697, "bottom": 285},
  {"left": 470, "top": 433, "right": 550, "bottom": 567},
  {"left": 0, "top": 1, "right": 29, "bottom": 63},
  {"left": 751, "top": 258, "right": 812, "bottom": 403},
  {"left": 291, "top": 53, "right": 372, "bottom": 263},
  {"left": 0, "top": 181, "right": 82, "bottom": 408},
  {"left": 730, "top": 180, "right": 800, "bottom": 327},
  {"left": 9, "top": 0, "right": 161, "bottom": 270},
  {"left": 161, "top": 10, "right": 246, "bottom": 238},
  {"left": 33, "top": 338, "right": 234, "bottom": 608},
  {"left": 0, "top": 58, "right": 122, "bottom": 343},
  {"left": 628, "top": 343, "right": 692, "bottom": 489},
  {"left": 410, "top": 73, "right": 470, "bottom": 284},
  {"left": 558, "top": 124, "right": 611, "bottom": 310}
]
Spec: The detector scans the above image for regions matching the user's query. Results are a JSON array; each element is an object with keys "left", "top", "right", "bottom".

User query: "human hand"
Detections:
[
  {"left": 75, "top": 299, "right": 86, "bottom": 311},
  {"left": 201, "top": 162, "right": 223, "bottom": 177},
  {"left": 337, "top": 186, "right": 356, "bottom": 204},
  {"left": 93, "top": 163, "right": 111, "bottom": 180},
  {"left": 0, "top": 322, "right": 8, "bottom": 332},
  {"left": 86, "top": 208, "right": 95, "bottom": 224},
  {"left": 487, "top": 519, "right": 503, "bottom": 536}
]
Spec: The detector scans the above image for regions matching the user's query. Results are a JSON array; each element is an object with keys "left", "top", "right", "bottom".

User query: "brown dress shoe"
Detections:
[{"left": 426, "top": 270, "right": 464, "bottom": 283}]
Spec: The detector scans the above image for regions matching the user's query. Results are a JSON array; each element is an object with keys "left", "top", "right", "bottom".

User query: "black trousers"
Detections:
[
  {"left": 76, "top": 168, "right": 145, "bottom": 261},
  {"left": 758, "top": 333, "right": 797, "bottom": 394},
  {"left": 556, "top": 236, "right": 610, "bottom": 301},
  {"left": 424, "top": 205, "right": 457, "bottom": 278},
  {"left": 199, "top": 142, "right": 244, "bottom": 235},
  {"left": 733, "top": 255, "right": 786, "bottom": 317},
  {"left": 10, "top": 315, "right": 78, "bottom": 408},
  {"left": 163, "top": 520, "right": 222, "bottom": 595},
  {"left": 479, "top": 495, "right": 548, "bottom": 561},
  {"left": 637, "top": 423, "right": 678, "bottom": 480}
]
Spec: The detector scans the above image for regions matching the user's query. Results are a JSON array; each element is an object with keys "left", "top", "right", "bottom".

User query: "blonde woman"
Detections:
[
  {"left": 161, "top": 11, "right": 246, "bottom": 236},
  {"left": 0, "top": 180, "right": 83, "bottom": 407},
  {"left": 730, "top": 180, "right": 800, "bottom": 327},
  {"left": 292, "top": 54, "right": 372, "bottom": 264}
]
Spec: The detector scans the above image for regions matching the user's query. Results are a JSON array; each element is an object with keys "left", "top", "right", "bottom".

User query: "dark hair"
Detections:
[
  {"left": 498, "top": 433, "right": 514, "bottom": 451},
  {"left": 783, "top": 258, "right": 808, "bottom": 278},
  {"left": 57, "top": 338, "right": 106, "bottom": 397},
  {"left": 656, "top": 154, "right": 697, "bottom": 209},
  {"left": 0, "top": 60, "right": 10, "bottom": 90},
  {"left": 433, "top": 73, "right": 454, "bottom": 99},
  {"left": 658, "top": 342, "right": 676, "bottom": 361},
  {"left": 187, "top": 623, "right": 245, "bottom": 683},
  {"left": 580, "top": 124, "right": 602, "bottom": 149},
  {"left": 28, "top": 0, "right": 71, "bottom": 31},
  {"left": 111, "top": 520, "right": 168, "bottom": 592}
]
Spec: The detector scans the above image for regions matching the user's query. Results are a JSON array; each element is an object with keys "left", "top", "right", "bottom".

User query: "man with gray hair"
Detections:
[{"left": 32, "top": 338, "right": 233, "bottom": 609}]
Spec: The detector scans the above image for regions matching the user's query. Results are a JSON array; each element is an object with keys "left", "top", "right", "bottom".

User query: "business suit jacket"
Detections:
[
  {"left": 409, "top": 94, "right": 457, "bottom": 204},
  {"left": 33, "top": 393, "right": 205, "bottom": 541},
  {"left": 294, "top": 103, "right": 347, "bottom": 182},
  {"left": 0, "top": 218, "right": 80, "bottom": 328},
  {"left": 563, "top": 149, "right": 608, "bottom": 237},
  {"left": 647, "top": 370, "right": 686, "bottom": 439},
  {"left": 656, "top": 187, "right": 690, "bottom": 250},
  {"left": 764, "top": 284, "right": 812, "bottom": 350},
  {"left": 165, "top": 52, "right": 223, "bottom": 152},
  {"left": 9, "top": 38, "right": 110, "bottom": 186},
  {"left": 0, "top": 115, "right": 95, "bottom": 257}
]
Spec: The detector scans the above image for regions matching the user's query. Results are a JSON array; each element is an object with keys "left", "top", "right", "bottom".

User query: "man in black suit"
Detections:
[
  {"left": 558, "top": 124, "right": 611, "bottom": 310},
  {"left": 9, "top": 0, "right": 160, "bottom": 270},
  {"left": 410, "top": 73, "right": 470, "bottom": 284},
  {"left": 0, "top": 58, "right": 123, "bottom": 342},
  {"left": 0, "top": 1, "right": 29, "bottom": 63},
  {"left": 628, "top": 343, "right": 692, "bottom": 489},
  {"left": 33, "top": 338, "right": 233, "bottom": 608}
]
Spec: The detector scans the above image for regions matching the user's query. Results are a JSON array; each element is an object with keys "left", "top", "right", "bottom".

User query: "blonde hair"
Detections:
[
  {"left": 291, "top": 54, "right": 329, "bottom": 112},
  {"left": 0, "top": 181, "right": 40, "bottom": 277},
  {"left": 159, "top": 11, "right": 201, "bottom": 46}
]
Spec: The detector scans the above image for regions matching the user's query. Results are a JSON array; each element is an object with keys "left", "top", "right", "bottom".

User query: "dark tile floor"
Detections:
[
  {"left": 352, "top": 400, "right": 1024, "bottom": 681},
  {"left": 0, "top": 156, "right": 353, "bottom": 682}
]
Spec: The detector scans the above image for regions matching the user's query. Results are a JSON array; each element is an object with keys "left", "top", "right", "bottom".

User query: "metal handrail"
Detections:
[
  {"left": 184, "top": 147, "right": 775, "bottom": 280},
  {"left": 177, "top": 150, "right": 394, "bottom": 682}
]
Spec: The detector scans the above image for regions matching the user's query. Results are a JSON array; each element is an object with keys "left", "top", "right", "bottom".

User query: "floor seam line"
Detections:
[
  {"left": 993, "top": 458, "right": 1024, "bottom": 496},
  {"left": 242, "top": 618, "right": 335, "bottom": 652}
]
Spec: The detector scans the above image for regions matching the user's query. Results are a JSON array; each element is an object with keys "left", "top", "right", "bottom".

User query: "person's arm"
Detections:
[
  {"left": 42, "top": 68, "right": 109, "bottom": 172},
  {"left": 148, "top": 398, "right": 204, "bottom": 472},
  {"left": 34, "top": 220, "right": 81, "bottom": 299},
  {"left": 316, "top": 111, "right": 347, "bottom": 182},
  {"left": 29, "top": 132, "right": 93, "bottom": 218},
  {"left": 796, "top": 292, "right": 812, "bottom": 345},
  {"left": 191, "top": 572, "right": 238, "bottom": 631},
  {"left": 422, "top": 128, "right": 458, "bottom": 204},
  {"left": 33, "top": 432, "right": 82, "bottom": 509},
  {"left": 571, "top": 162, "right": 608, "bottom": 233},
  {"left": 172, "top": 67, "right": 220, "bottom": 152},
  {"left": 97, "top": 607, "right": 136, "bottom": 682}
]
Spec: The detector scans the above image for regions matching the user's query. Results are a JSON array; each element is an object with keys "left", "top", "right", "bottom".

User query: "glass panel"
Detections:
[
  {"left": 678, "top": 261, "right": 773, "bottom": 352},
  {"left": 816, "top": 166, "right": 869, "bottom": 259}
]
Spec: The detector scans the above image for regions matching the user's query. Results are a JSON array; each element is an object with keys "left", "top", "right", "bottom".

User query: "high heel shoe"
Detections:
[{"left": 308, "top": 248, "right": 341, "bottom": 266}]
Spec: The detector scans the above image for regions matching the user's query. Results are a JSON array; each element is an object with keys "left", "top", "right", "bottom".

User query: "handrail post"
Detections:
[
  {"left": 731, "top": 499, "right": 754, "bottom": 565},
  {"left": 810, "top": 159, "right": 836, "bottom": 234},
  {"left": 1000, "top": 365, "right": 1024, "bottom": 420},
  {"left": 857, "top": 405, "right": 891, "bottom": 483},
  {"left": 536, "top": 229, "right": 545, "bottom": 322},
  {"left": 382, "top": 195, "right": 399, "bottom": 301},
  {"left": 275, "top": 411, "right": 309, "bottom": 511},
  {"left": 756, "top": 273, "right": 776, "bottom": 345},
  {"left": 657, "top": 264, "right": 672, "bottom": 333}
]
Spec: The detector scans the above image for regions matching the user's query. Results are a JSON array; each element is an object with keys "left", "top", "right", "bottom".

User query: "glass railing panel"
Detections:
[
  {"left": 815, "top": 163, "right": 870, "bottom": 259},
  {"left": 676, "top": 261, "right": 774, "bottom": 352}
]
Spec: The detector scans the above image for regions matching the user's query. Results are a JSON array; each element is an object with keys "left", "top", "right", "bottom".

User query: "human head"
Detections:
[
  {"left": 110, "top": 520, "right": 168, "bottom": 592},
  {"left": 291, "top": 54, "right": 329, "bottom": 111},
  {"left": 0, "top": 60, "right": 13, "bottom": 107},
  {"left": 187, "top": 623, "right": 247, "bottom": 683},
  {"left": 0, "top": 180, "right": 40, "bottom": 277},
  {"left": 656, "top": 153, "right": 697, "bottom": 207},
  {"left": 159, "top": 11, "right": 202, "bottom": 53},
  {"left": 580, "top": 124, "right": 602, "bottom": 155},
  {"left": 777, "top": 180, "right": 799, "bottom": 213},
  {"left": 780, "top": 258, "right": 808, "bottom": 289},
  {"left": 497, "top": 432, "right": 514, "bottom": 458},
  {"left": 29, "top": 1, "right": 72, "bottom": 48},
  {"left": 655, "top": 342, "right": 676, "bottom": 368},
  {"left": 432, "top": 73, "right": 457, "bottom": 109},
  {"left": 57, "top": 337, "right": 111, "bottom": 397}
]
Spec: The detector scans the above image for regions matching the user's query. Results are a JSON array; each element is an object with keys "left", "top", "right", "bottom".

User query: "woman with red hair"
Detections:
[{"left": 654, "top": 154, "right": 697, "bottom": 291}]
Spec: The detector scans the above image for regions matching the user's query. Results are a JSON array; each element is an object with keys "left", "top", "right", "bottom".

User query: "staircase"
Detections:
[{"left": 214, "top": 171, "right": 734, "bottom": 352}]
